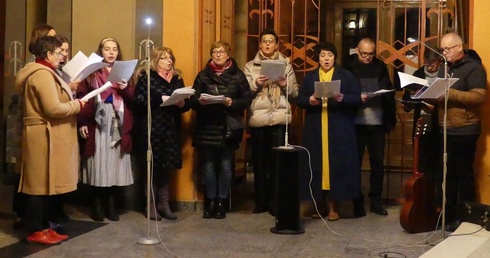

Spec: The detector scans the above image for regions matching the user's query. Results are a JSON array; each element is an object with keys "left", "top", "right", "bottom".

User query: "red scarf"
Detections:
[
  {"left": 208, "top": 59, "right": 232, "bottom": 75},
  {"left": 35, "top": 58, "right": 56, "bottom": 71}
]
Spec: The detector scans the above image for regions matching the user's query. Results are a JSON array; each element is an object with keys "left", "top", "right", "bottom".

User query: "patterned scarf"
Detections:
[{"left": 257, "top": 50, "right": 281, "bottom": 109}]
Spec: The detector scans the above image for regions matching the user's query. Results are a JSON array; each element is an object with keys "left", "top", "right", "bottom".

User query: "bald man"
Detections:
[
  {"left": 344, "top": 38, "right": 397, "bottom": 217},
  {"left": 437, "top": 32, "right": 486, "bottom": 231}
]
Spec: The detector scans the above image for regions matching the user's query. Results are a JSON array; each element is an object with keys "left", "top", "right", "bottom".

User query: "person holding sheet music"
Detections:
[
  {"left": 57, "top": 35, "right": 80, "bottom": 95},
  {"left": 401, "top": 50, "right": 441, "bottom": 180},
  {"left": 76, "top": 37, "right": 135, "bottom": 222},
  {"left": 243, "top": 28, "right": 298, "bottom": 215},
  {"left": 15, "top": 35, "right": 87, "bottom": 245},
  {"left": 190, "top": 41, "right": 252, "bottom": 219},
  {"left": 133, "top": 47, "right": 190, "bottom": 221},
  {"left": 435, "top": 32, "right": 486, "bottom": 232},
  {"left": 344, "top": 37, "right": 397, "bottom": 216},
  {"left": 11, "top": 24, "right": 58, "bottom": 231},
  {"left": 298, "top": 42, "right": 361, "bottom": 221}
]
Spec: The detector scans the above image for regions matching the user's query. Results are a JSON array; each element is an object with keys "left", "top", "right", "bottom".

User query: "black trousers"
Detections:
[
  {"left": 355, "top": 125, "right": 386, "bottom": 200},
  {"left": 437, "top": 133, "right": 479, "bottom": 222},
  {"left": 24, "top": 195, "right": 50, "bottom": 234},
  {"left": 250, "top": 125, "right": 285, "bottom": 210}
]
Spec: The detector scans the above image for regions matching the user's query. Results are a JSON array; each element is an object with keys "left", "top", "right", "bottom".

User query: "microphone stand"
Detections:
[
  {"left": 138, "top": 20, "right": 159, "bottom": 245},
  {"left": 408, "top": 38, "right": 448, "bottom": 238},
  {"left": 277, "top": 79, "right": 294, "bottom": 150}
]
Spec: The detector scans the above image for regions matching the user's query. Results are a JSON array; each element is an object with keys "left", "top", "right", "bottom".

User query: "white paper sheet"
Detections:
[
  {"left": 260, "top": 60, "right": 287, "bottom": 82},
  {"left": 314, "top": 80, "right": 341, "bottom": 98},
  {"left": 200, "top": 93, "right": 226, "bottom": 104},
  {"left": 81, "top": 82, "right": 113, "bottom": 101},
  {"left": 368, "top": 89, "right": 395, "bottom": 97},
  {"left": 398, "top": 71, "right": 429, "bottom": 88},
  {"left": 107, "top": 60, "right": 139, "bottom": 82},
  {"left": 411, "top": 78, "right": 459, "bottom": 99},
  {"left": 160, "top": 87, "right": 195, "bottom": 107},
  {"left": 62, "top": 51, "right": 107, "bottom": 82}
]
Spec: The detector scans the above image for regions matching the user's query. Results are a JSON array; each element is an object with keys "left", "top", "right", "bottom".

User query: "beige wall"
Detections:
[
  {"left": 163, "top": 0, "right": 199, "bottom": 202},
  {"left": 471, "top": 0, "right": 490, "bottom": 204},
  {"left": 72, "top": 0, "right": 135, "bottom": 59}
]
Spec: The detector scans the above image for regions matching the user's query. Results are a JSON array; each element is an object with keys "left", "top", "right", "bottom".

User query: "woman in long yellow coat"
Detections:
[{"left": 15, "top": 35, "right": 86, "bottom": 245}]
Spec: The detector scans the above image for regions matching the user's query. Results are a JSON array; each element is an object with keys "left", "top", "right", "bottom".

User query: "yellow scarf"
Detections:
[{"left": 319, "top": 68, "right": 334, "bottom": 190}]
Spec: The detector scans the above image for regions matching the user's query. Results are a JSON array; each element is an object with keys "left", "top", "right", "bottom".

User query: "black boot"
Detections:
[
  {"left": 105, "top": 187, "right": 119, "bottom": 221},
  {"left": 91, "top": 187, "right": 105, "bottom": 222},
  {"left": 203, "top": 198, "right": 216, "bottom": 219},
  {"left": 215, "top": 198, "right": 226, "bottom": 219},
  {"left": 353, "top": 196, "right": 366, "bottom": 218}
]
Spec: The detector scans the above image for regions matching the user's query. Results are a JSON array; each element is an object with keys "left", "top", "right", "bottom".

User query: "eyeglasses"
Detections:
[
  {"left": 212, "top": 50, "right": 227, "bottom": 55},
  {"left": 359, "top": 51, "right": 375, "bottom": 58},
  {"left": 52, "top": 51, "right": 63, "bottom": 56},
  {"left": 440, "top": 44, "right": 460, "bottom": 53},
  {"left": 261, "top": 38, "right": 276, "bottom": 44}
]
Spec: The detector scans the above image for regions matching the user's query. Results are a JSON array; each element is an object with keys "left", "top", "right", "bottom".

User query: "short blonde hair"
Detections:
[{"left": 210, "top": 41, "right": 231, "bottom": 56}]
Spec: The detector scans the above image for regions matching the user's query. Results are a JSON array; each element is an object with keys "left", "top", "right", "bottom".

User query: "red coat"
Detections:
[{"left": 77, "top": 68, "right": 134, "bottom": 157}]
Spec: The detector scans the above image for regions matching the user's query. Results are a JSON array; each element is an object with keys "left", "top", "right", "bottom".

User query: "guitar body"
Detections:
[
  {"left": 400, "top": 175, "right": 438, "bottom": 233},
  {"left": 399, "top": 116, "right": 439, "bottom": 233}
]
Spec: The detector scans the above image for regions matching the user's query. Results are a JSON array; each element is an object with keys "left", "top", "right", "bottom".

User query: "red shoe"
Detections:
[
  {"left": 47, "top": 228, "right": 69, "bottom": 241},
  {"left": 27, "top": 230, "right": 62, "bottom": 245}
]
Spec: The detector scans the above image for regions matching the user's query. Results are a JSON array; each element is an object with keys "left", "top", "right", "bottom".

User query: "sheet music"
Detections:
[
  {"left": 81, "top": 82, "right": 113, "bottom": 101},
  {"left": 314, "top": 80, "right": 341, "bottom": 98},
  {"left": 160, "top": 87, "right": 195, "bottom": 107},
  {"left": 62, "top": 51, "right": 107, "bottom": 81},
  {"left": 200, "top": 93, "right": 226, "bottom": 104},
  {"left": 398, "top": 72, "right": 429, "bottom": 88},
  {"left": 411, "top": 78, "right": 459, "bottom": 99},
  {"left": 260, "top": 60, "right": 286, "bottom": 81},
  {"left": 367, "top": 89, "right": 395, "bottom": 97},
  {"left": 107, "top": 60, "right": 138, "bottom": 82}
]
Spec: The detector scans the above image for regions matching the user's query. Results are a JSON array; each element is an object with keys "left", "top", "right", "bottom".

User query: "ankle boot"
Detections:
[
  {"left": 156, "top": 184, "right": 177, "bottom": 220},
  {"left": 215, "top": 198, "right": 226, "bottom": 219},
  {"left": 203, "top": 198, "right": 216, "bottom": 219},
  {"left": 327, "top": 200, "right": 340, "bottom": 221},
  {"left": 91, "top": 187, "right": 105, "bottom": 222},
  {"left": 105, "top": 187, "right": 119, "bottom": 221},
  {"left": 148, "top": 192, "right": 162, "bottom": 221}
]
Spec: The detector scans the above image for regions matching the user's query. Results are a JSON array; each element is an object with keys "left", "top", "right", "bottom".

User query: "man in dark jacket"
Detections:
[
  {"left": 344, "top": 37, "right": 397, "bottom": 216},
  {"left": 437, "top": 32, "right": 486, "bottom": 232}
]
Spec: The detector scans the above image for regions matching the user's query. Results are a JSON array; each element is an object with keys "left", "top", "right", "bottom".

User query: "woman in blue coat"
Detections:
[{"left": 298, "top": 42, "right": 363, "bottom": 221}]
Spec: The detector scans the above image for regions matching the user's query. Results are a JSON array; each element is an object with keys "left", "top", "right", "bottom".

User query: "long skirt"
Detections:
[{"left": 82, "top": 103, "right": 133, "bottom": 187}]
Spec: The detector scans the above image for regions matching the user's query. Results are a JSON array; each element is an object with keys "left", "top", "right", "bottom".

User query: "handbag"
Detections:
[{"left": 224, "top": 114, "right": 244, "bottom": 143}]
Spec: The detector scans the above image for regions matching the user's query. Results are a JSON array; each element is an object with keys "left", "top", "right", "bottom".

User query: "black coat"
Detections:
[
  {"left": 133, "top": 70, "right": 190, "bottom": 170},
  {"left": 297, "top": 66, "right": 362, "bottom": 201},
  {"left": 344, "top": 54, "right": 397, "bottom": 132},
  {"left": 190, "top": 58, "right": 252, "bottom": 150}
]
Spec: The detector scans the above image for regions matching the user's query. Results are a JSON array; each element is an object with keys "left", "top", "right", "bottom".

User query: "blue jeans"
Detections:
[{"left": 200, "top": 146, "right": 234, "bottom": 199}]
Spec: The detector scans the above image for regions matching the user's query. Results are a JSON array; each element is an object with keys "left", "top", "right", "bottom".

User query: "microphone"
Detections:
[{"left": 407, "top": 37, "right": 449, "bottom": 238}]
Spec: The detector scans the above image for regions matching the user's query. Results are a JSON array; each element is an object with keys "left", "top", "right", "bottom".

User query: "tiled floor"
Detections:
[{"left": 0, "top": 171, "right": 442, "bottom": 258}]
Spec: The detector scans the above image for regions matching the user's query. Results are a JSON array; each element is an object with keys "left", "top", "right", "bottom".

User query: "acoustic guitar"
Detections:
[{"left": 400, "top": 116, "right": 438, "bottom": 233}]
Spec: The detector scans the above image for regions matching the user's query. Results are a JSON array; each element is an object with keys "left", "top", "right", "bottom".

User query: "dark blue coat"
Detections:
[{"left": 298, "top": 65, "right": 362, "bottom": 201}]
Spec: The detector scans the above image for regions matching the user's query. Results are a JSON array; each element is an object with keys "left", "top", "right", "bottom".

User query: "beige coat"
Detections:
[
  {"left": 15, "top": 62, "right": 81, "bottom": 195},
  {"left": 243, "top": 52, "right": 298, "bottom": 127}
]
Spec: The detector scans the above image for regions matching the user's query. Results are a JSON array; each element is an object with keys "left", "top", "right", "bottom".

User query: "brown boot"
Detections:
[
  {"left": 156, "top": 183, "right": 177, "bottom": 220},
  {"left": 327, "top": 200, "right": 339, "bottom": 221}
]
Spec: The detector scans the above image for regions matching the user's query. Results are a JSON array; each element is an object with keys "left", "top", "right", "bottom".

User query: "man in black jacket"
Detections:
[
  {"left": 437, "top": 32, "right": 486, "bottom": 231},
  {"left": 344, "top": 38, "right": 397, "bottom": 216}
]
